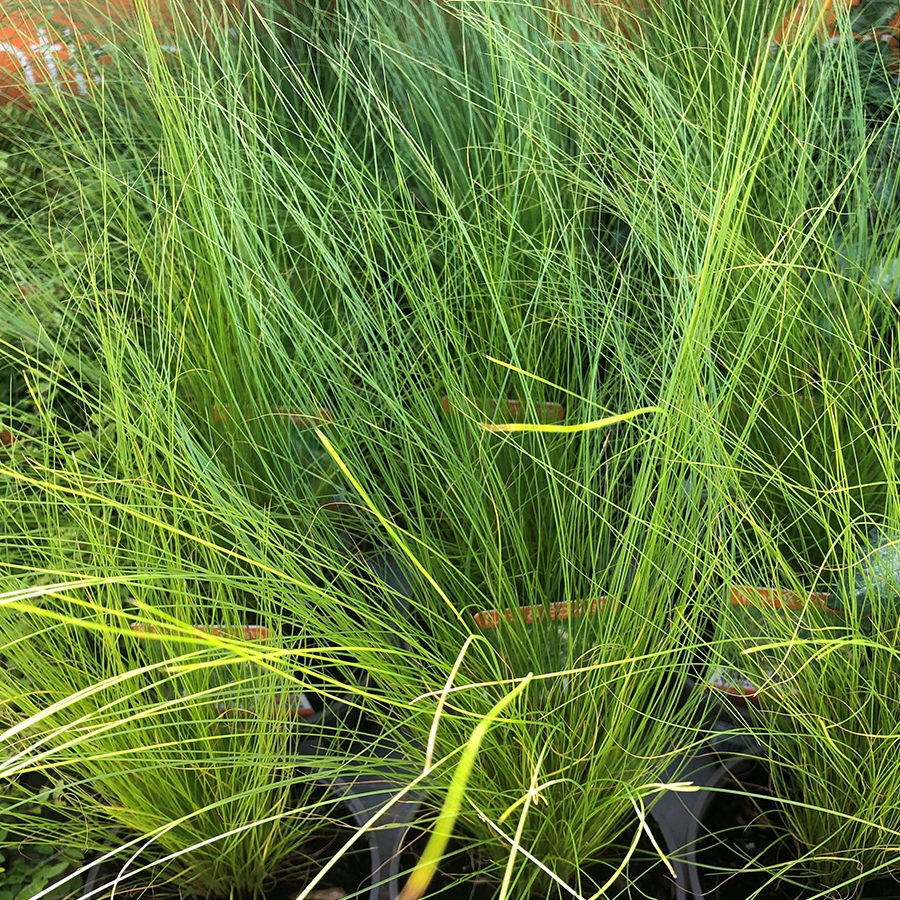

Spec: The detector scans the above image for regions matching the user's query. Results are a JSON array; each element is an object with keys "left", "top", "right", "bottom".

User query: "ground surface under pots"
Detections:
[
  {"left": 77, "top": 787, "right": 900, "bottom": 900},
  {"left": 692, "top": 765, "right": 900, "bottom": 900},
  {"left": 293, "top": 823, "right": 678, "bottom": 900}
]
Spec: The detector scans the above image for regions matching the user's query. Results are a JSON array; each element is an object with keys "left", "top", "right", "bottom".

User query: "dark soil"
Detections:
[
  {"left": 693, "top": 764, "right": 900, "bottom": 900},
  {"left": 80, "top": 772, "right": 900, "bottom": 900},
  {"left": 357, "top": 819, "right": 676, "bottom": 900},
  {"left": 692, "top": 764, "right": 813, "bottom": 900}
]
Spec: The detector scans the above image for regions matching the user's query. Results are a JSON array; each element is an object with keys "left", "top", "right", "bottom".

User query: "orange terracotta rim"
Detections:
[
  {"left": 774, "top": 0, "right": 900, "bottom": 57},
  {"left": 0, "top": 0, "right": 240, "bottom": 106},
  {"left": 474, "top": 596, "right": 609, "bottom": 630}
]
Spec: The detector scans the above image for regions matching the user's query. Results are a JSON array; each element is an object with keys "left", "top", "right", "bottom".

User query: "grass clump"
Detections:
[
  {"left": 0, "top": 397, "right": 379, "bottom": 898},
  {"left": 2, "top": 0, "right": 900, "bottom": 897}
]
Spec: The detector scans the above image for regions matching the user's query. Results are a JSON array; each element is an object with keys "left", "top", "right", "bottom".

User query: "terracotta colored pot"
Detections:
[
  {"left": 773, "top": 0, "right": 900, "bottom": 64},
  {"left": 0, "top": 0, "right": 231, "bottom": 106}
]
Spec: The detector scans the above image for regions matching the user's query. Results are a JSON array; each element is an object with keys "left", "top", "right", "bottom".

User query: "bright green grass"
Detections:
[{"left": 0, "top": 0, "right": 899, "bottom": 896}]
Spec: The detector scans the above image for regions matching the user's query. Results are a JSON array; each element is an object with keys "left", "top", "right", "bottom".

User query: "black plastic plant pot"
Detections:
[
  {"left": 667, "top": 758, "right": 900, "bottom": 900},
  {"left": 389, "top": 813, "right": 680, "bottom": 900},
  {"left": 650, "top": 751, "right": 760, "bottom": 900},
  {"left": 294, "top": 717, "right": 426, "bottom": 900},
  {"left": 680, "top": 758, "right": 809, "bottom": 900},
  {"left": 654, "top": 755, "right": 900, "bottom": 900}
]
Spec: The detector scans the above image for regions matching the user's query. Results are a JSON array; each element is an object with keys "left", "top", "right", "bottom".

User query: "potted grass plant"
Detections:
[
  {"left": 29, "top": 3, "right": 719, "bottom": 894},
  {"left": 0, "top": 396, "right": 388, "bottom": 900},
  {"left": 238, "top": 5, "right": 790, "bottom": 895},
  {"left": 0, "top": 149, "right": 409, "bottom": 899},
  {"left": 693, "top": 27, "right": 900, "bottom": 886},
  {"left": 687, "top": 245, "right": 900, "bottom": 893},
  {"left": 705, "top": 528, "right": 900, "bottom": 898},
  {"left": 7, "top": 1, "right": 900, "bottom": 899}
]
